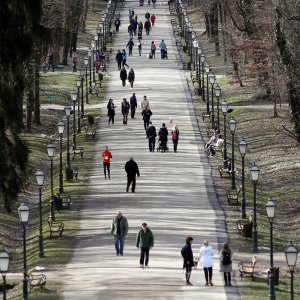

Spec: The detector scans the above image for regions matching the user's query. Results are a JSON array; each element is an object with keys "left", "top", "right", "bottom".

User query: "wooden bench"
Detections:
[
  {"left": 85, "top": 126, "right": 97, "bottom": 139},
  {"left": 203, "top": 112, "right": 212, "bottom": 123},
  {"left": 227, "top": 186, "right": 241, "bottom": 205},
  {"left": 54, "top": 193, "right": 72, "bottom": 211},
  {"left": 73, "top": 145, "right": 84, "bottom": 159},
  {"left": 27, "top": 269, "right": 46, "bottom": 292},
  {"left": 218, "top": 159, "right": 232, "bottom": 178},
  {"left": 48, "top": 218, "right": 64, "bottom": 239},
  {"left": 89, "top": 87, "right": 99, "bottom": 98},
  {"left": 236, "top": 216, "right": 253, "bottom": 238},
  {"left": 238, "top": 256, "right": 257, "bottom": 281},
  {"left": 56, "top": 64, "right": 64, "bottom": 72}
]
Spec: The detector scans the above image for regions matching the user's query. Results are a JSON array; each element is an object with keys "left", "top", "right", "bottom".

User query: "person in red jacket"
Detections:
[
  {"left": 102, "top": 146, "right": 112, "bottom": 179},
  {"left": 150, "top": 14, "right": 156, "bottom": 27}
]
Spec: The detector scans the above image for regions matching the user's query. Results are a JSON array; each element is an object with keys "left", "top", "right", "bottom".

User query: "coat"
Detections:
[
  {"left": 125, "top": 159, "right": 140, "bottom": 178},
  {"left": 111, "top": 216, "right": 129, "bottom": 236},
  {"left": 107, "top": 102, "right": 115, "bottom": 117},
  {"left": 199, "top": 245, "right": 214, "bottom": 268},
  {"left": 121, "top": 101, "right": 130, "bottom": 114},
  {"left": 159, "top": 127, "right": 168, "bottom": 142},
  {"left": 136, "top": 227, "right": 154, "bottom": 248},
  {"left": 120, "top": 69, "right": 127, "bottom": 81},
  {"left": 219, "top": 250, "right": 232, "bottom": 272},
  {"left": 130, "top": 95, "right": 137, "bottom": 108},
  {"left": 128, "top": 71, "right": 135, "bottom": 82},
  {"left": 142, "top": 109, "right": 152, "bottom": 121},
  {"left": 181, "top": 244, "right": 194, "bottom": 268}
]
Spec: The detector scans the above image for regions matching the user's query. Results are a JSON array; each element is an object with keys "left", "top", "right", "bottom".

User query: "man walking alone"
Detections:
[
  {"left": 125, "top": 157, "right": 140, "bottom": 192},
  {"left": 111, "top": 210, "right": 129, "bottom": 256}
]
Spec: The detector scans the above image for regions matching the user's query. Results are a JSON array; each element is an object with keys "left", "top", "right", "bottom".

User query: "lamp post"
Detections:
[
  {"left": 47, "top": 143, "right": 56, "bottom": 221},
  {"left": 285, "top": 242, "right": 298, "bottom": 300},
  {"left": 91, "top": 40, "right": 96, "bottom": 83},
  {"left": 221, "top": 101, "right": 228, "bottom": 160},
  {"left": 200, "top": 54, "right": 205, "bottom": 100},
  {"left": 94, "top": 33, "right": 98, "bottom": 56},
  {"left": 205, "top": 64, "right": 210, "bottom": 114},
  {"left": 64, "top": 105, "right": 71, "bottom": 168},
  {"left": 70, "top": 90, "right": 77, "bottom": 148},
  {"left": 266, "top": 197, "right": 276, "bottom": 300},
  {"left": 57, "top": 121, "right": 65, "bottom": 194},
  {"left": 214, "top": 84, "right": 221, "bottom": 131},
  {"left": 79, "top": 68, "right": 85, "bottom": 117},
  {"left": 238, "top": 139, "right": 248, "bottom": 219},
  {"left": 87, "top": 48, "right": 92, "bottom": 88},
  {"left": 84, "top": 57, "right": 89, "bottom": 104},
  {"left": 193, "top": 39, "right": 198, "bottom": 72},
  {"left": 208, "top": 73, "right": 215, "bottom": 128},
  {"left": 250, "top": 163, "right": 260, "bottom": 253},
  {"left": 18, "top": 203, "right": 30, "bottom": 300},
  {"left": 76, "top": 76, "right": 82, "bottom": 133},
  {"left": 97, "top": 25, "right": 102, "bottom": 54},
  {"left": 229, "top": 117, "right": 237, "bottom": 190},
  {"left": 0, "top": 250, "right": 9, "bottom": 300},
  {"left": 35, "top": 169, "right": 45, "bottom": 258},
  {"left": 197, "top": 47, "right": 202, "bottom": 96}
]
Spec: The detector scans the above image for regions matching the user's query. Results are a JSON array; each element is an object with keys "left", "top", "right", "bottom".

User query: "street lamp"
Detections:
[
  {"left": 238, "top": 138, "right": 248, "bottom": 219},
  {"left": 221, "top": 101, "right": 228, "bottom": 160},
  {"left": 285, "top": 242, "right": 298, "bottom": 300},
  {"left": 18, "top": 203, "right": 30, "bottom": 300},
  {"left": 266, "top": 197, "right": 276, "bottom": 300},
  {"left": 70, "top": 90, "right": 77, "bottom": 148},
  {"left": 84, "top": 57, "right": 89, "bottom": 104},
  {"left": 57, "top": 121, "right": 65, "bottom": 194},
  {"left": 250, "top": 163, "right": 260, "bottom": 252},
  {"left": 91, "top": 40, "right": 96, "bottom": 83},
  {"left": 35, "top": 169, "right": 45, "bottom": 257},
  {"left": 94, "top": 33, "right": 98, "bottom": 55},
  {"left": 229, "top": 117, "right": 237, "bottom": 190},
  {"left": 208, "top": 73, "right": 215, "bottom": 128},
  {"left": 64, "top": 105, "right": 72, "bottom": 168},
  {"left": 205, "top": 64, "right": 210, "bottom": 114},
  {"left": 76, "top": 76, "right": 82, "bottom": 133},
  {"left": 200, "top": 54, "right": 205, "bottom": 100},
  {"left": 214, "top": 84, "right": 221, "bottom": 131},
  {"left": 79, "top": 68, "right": 85, "bottom": 117},
  {"left": 193, "top": 39, "right": 198, "bottom": 72},
  {"left": 47, "top": 143, "right": 56, "bottom": 221},
  {"left": 96, "top": 25, "right": 102, "bottom": 54},
  {"left": 87, "top": 48, "right": 92, "bottom": 88},
  {"left": 0, "top": 250, "right": 9, "bottom": 300}
]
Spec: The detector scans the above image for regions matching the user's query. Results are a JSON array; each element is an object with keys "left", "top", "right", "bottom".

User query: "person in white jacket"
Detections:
[{"left": 199, "top": 240, "right": 214, "bottom": 286}]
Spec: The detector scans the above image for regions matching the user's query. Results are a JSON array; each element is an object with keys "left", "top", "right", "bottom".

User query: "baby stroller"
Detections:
[
  {"left": 161, "top": 49, "right": 168, "bottom": 59},
  {"left": 157, "top": 139, "right": 169, "bottom": 152}
]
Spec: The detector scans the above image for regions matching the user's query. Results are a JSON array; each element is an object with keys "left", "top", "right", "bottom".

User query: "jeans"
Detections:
[
  {"left": 114, "top": 234, "right": 125, "bottom": 255},
  {"left": 103, "top": 162, "right": 110, "bottom": 179},
  {"left": 148, "top": 138, "right": 155, "bottom": 152},
  {"left": 131, "top": 108, "right": 136, "bottom": 118},
  {"left": 140, "top": 247, "right": 150, "bottom": 266}
]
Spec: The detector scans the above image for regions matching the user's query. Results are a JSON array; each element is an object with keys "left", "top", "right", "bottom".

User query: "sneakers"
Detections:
[
  {"left": 145, "top": 265, "right": 149, "bottom": 268},
  {"left": 140, "top": 265, "right": 144, "bottom": 269},
  {"left": 186, "top": 282, "right": 193, "bottom": 286},
  {"left": 209, "top": 282, "right": 214, "bottom": 286}
]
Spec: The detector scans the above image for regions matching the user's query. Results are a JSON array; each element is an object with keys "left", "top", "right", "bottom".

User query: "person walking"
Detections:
[
  {"left": 116, "top": 50, "right": 123, "bottom": 70},
  {"left": 114, "top": 18, "right": 121, "bottom": 32},
  {"left": 140, "top": 95, "right": 150, "bottom": 110},
  {"left": 125, "top": 157, "right": 140, "bottom": 192},
  {"left": 145, "top": 11, "right": 150, "bottom": 19},
  {"left": 159, "top": 40, "right": 167, "bottom": 59},
  {"left": 130, "top": 93, "right": 137, "bottom": 118},
  {"left": 144, "top": 19, "right": 151, "bottom": 35},
  {"left": 128, "top": 68, "right": 135, "bottom": 88},
  {"left": 181, "top": 237, "right": 194, "bottom": 286},
  {"left": 142, "top": 108, "right": 152, "bottom": 130},
  {"left": 137, "top": 39, "right": 142, "bottom": 56},
  {"left": 121, "top": 98, "right": 130, "bottom": 124},
  {"left": 150, "top": 41, "right": 156, "bottom": 58},
  {"left": 171, "top": 124, "right": 179, "bottom": 152},
  {"left": 102, "top": 146, "right": 112, "bottom": 179},
  {"left": 146, "top": 121, "right": 156, "bottom": 152},
  {"left": 47, "top": 54, "right": 54, "bottom": 72},
  {"left": 220, "top": 242, "right": 232, "bottom": 286},
  {"left": 126, "top": 38, "right": 134, "bottom": 56},
  {"left": 158, "top": 123, "right": 168, "bottom": 152},
  {"left": 107, "top": 99, "right": 116, "bottom": 125},
  {"left": 72, "top": 56, "right": 77, "bottom": 72},
  {"left": 128, "top": 22, "right": 134, "bottom": 38},
  {"left": 120, "top": 66, "right": 128, "bottom": 87},
  {"left": 150, "top": 14, "right": 156, "bottom": 27},
  {"left": 199, "top": 240, "right": 214, "bottom": 286},
  {"left": 136, "top": 222, "right": 154, "bottom": 268},
  {"left": 111, "top": 210, "right": 129, "bottom": 256},
  {"left": 122, "top": 49, "right": 129, "bottom": 68}
]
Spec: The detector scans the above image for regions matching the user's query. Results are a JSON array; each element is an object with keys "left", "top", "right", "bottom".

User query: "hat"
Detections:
[{"left": 142, "top": 222, "right": 147, "bottom": 226}]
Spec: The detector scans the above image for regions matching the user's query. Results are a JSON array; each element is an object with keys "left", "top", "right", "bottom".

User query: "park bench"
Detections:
[
  {"left": 72, "top": 144, "right": 84, "bottom": 159},
  {"left": 227, "top": 186, "right": 241, "bottom": 205},
  {"left": 89, "top": 87, "right": 99, "bottom": 98},
  {"left": 65, "top": 165, "right": 78, "bottom": 182},
  {"left": 238, "top": 256, "right": 257, "bottom": 281},
  {"left": 48, "top": 217, "right": 64, "bottom": 239},
  {"left": 202, "top": 112, "right": 211, "bottom": 123},
  {"left": 56, "top": 64, "right": 64, "bottom": 72},
  {"left": 54, "top": 193, "right": 72, "bottom": 211},
  {"left": 85, "top": 126, "right": 97, "bottom": 139},
  {"left": 236, "top": 216, "right": 253, "bottom": 238},
  {"left": 27, "top": 269, "right": 46, "bottom": 292},
  {"left": 218, "top": 158, "right": 232, "bottom": 178},
  {"left": 190, "top": 71, "right": 198, "bottom": 86}
]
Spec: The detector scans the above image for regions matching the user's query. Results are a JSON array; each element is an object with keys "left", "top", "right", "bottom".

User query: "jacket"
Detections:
[
  {"left": 116, "top": 52, "right": 123, "bottom": 62},
  {"left": 130, "top": 95, "right": 137, "bottom": 108},
  {"left": 111, "top": 216, "right": 128, "bottom": 236},
  {"left": 199, "top": 245, "right": 214, "bottom": 268},
  {"left": 125, "top": 159, "right": 140, "bottom": 177},
  {"left": 120, "top": 69, "right": 127, "bottom": 81},
  {"left": 136, "top": 227, "right": 154, "bottom": 248},
  {"left": 159, "top": 127, "right": 168, "bottom": 142},
  {"left": 181, "top": 244, "right": 194, "bottom": 268},
  {"left": 102, "top": 150, "right": 112, "bottom": 163},
  {"left": 128, "top": 71, "right": 135, "bottom": 82},
  {"left": 142, "top": 109, "right": 152, "bottom": 121}
]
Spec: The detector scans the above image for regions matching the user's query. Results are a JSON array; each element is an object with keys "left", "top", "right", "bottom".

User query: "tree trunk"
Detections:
[
  {"left": 33, "top": 61, "right": 41, "bottom": 125},
  {"left": 62, "top": 29, "right": 71, "bottom": 65}
]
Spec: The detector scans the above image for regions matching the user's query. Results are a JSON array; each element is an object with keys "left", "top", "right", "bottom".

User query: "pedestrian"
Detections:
[
  {"left": 137, "top": 39, "right": 142, "bottom": 56},
  {"left": 181, "top": 237, "right": 194, "bottom": 286},
  {"left": 126, "top": 38, "right": 134, "bottom": 56},
  {"left": 150, "top": 41, "right": 156, "bottom": 58},
  {"left": 121, "top": 98, "right": 130, "bottom": 124},
  {"left": 138, "top": 21, "right": 143, "bottom": 34},
  {"left": 136, "top": 222, "right": 154, "bottom": 268},
  {"left": 145, "top": 11, "right": 150, "bottom": 19},
  {"left": 146, "top": 121, "right": 157, "bottom": 152},
  {"left": 142, "top": 108, "right": 152, "bottom": 130},
  {"left": 130, "top": 93, "right": 137, "bottom": 118},
  {"left": 128, "top": 23, "right": 133, "bottom": 38},
  {"left": 107, "top": 99, "right": 116, "bottom": 125},
  {"left": 72, "top": 56, "right": 77, "bottom": 72},
  {"left": 158, "top": 123, "right": 168, "bottom": 152},
  {"left": 220, "top": 242, "right": 232, "bottom": 286},
  {"left": 114, "top": 18, "right": 121, "bottom": 32},
  {"left": 144, "top": 19, "right": 151, "bottom": 35},
  {"left": 120, "top": 66, "right": 128, "bottom": 87},
  {"left": 128, "top": 68, "right": 135, "bottom": 88},
  {"left": 111, "top": 210, "right": 129, "bottom": 256},
  {"left": 125, "top": 157, "right": 140, "bottom": 192},
  {"left": 132, "top": 19, "right": 138, "bottom": 36},
  {"left": 150, "top": 14, "right": 156, "bottom": 26},
  {"left": 171, "top": 124, "right": 179, "bottom": 152},
  {"left": 116, "top": 49, "right": 123, "bottom": 70},
  {"left": 42, "top": 61, "right": 48, "bottom": 73},
  {"left": 159, "top": 40, "right": 167, "bottom": 59},
  {"left": 199, "top": 240, "right": 214, "bottom": 286},
  {"left": 152, "top": 0, "right": 156, "bottom": 7},
  {"left": 102, "top": 146, "right": 112, "bottom": 179},
  {"left": 122, "top": 49, "right": 129, "bottom": 68},
  {"left": 140, "top": 95, "right": 150, "bottom": 110},
  {"left": 47, "top": 54, "right": 54, "bottom": 71}
]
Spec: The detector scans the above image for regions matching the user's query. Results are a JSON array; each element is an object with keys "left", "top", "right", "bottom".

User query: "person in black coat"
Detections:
[
  {"left": 181, "top": 236, "right": 194, "bottom": 286},
  {"left": 158, "top": 123, "right": 168, "bottom": 152},
  {"left": 114, "top": 18, "right": 121, "bottom": 32},
  {"left": 121, "top": 98, "right": 130, "bottom": 124},
  {"left": 107, "top": 99, "right": 116, "bottom": 125},
  {"left": 146, "top": 121, "right": 156, "bottom": 152},
  {"left": 142, "top": 108, "right": 152, "bottom": 130},
  {"left": 120, "top": 67, "right": 128, "bottom": 87},
  {"left": 144, "top": 19, "right": 151, "bottom": 35},
  {"left": 130, "top": 93, "right": 137, "bottom": 118},
  {"left": 125, "top": 157, "right": 140, "bottom": 192},
  {"left": 128, "top": 68, "right": 135, "bottom": 88},
  {"left": 116, "top": 50, "right": 123, "bottom": 70}
]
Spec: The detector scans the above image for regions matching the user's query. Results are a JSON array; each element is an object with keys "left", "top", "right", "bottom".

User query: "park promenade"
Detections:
[{"left": 57, "top": 1, "right": 240, "bottom": 299}]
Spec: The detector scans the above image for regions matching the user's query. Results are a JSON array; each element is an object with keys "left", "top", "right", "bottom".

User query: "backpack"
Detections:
[{"left": 222, "top": 251, "right": 231, "bottom": 265}]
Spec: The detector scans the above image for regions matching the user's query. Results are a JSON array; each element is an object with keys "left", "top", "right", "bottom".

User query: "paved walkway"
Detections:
[{"left": 57, "top": 1, "right": 240, "bottom": 299}]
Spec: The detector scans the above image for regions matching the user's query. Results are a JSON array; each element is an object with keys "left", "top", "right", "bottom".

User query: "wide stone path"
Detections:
[{"left": 58, "top": 1, "right": 240, "bottom": 299}]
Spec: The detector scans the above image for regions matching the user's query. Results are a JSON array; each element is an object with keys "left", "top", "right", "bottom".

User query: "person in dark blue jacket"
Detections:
[{"left": 181, "top": 237, "right": 194, "bottom": 286}]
